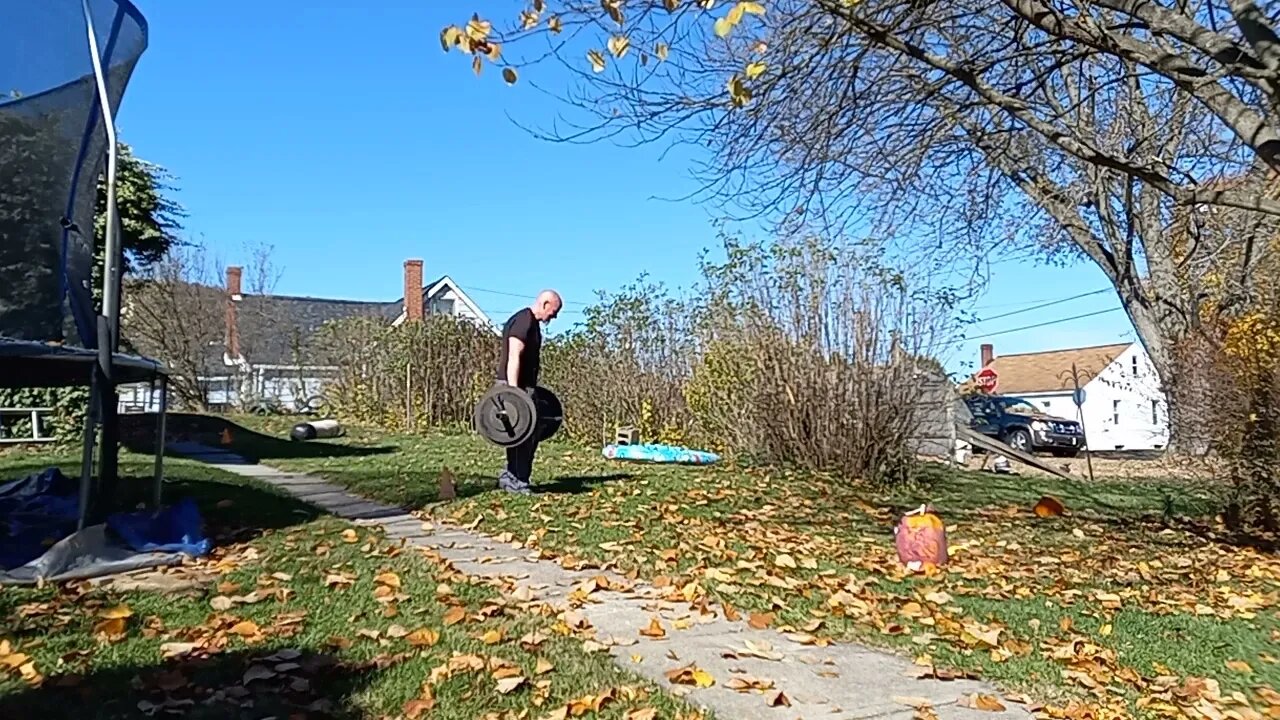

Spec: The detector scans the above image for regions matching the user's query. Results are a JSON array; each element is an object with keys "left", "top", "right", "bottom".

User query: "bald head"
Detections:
[{"left": 531, "top": 290, "right": 563, "bottom": 323}]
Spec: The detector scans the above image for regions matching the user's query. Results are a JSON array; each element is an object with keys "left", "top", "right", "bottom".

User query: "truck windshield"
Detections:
[{"left": 999, "top": 397, "right": 1040, "bottom": 415}]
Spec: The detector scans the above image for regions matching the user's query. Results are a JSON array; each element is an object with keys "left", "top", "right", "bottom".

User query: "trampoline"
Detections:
[{"left": 0, "top": 0, "right": 186, "bottom": 584}]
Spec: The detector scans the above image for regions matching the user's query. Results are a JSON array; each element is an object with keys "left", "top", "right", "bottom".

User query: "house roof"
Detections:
[
  {"left": 235, "top": 294, "right": 399, "bottom": 365},
  {"left": 974, "top": 342, "right": 1132, "bottom": 395},
  {"left": 389, "top": 275, "right": 497, "bottom": 332}
]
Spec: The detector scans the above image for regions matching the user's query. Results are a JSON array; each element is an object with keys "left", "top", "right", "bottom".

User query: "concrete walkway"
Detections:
[{"left": 172, "top": 443, "right": 1034, "bottom": 720}]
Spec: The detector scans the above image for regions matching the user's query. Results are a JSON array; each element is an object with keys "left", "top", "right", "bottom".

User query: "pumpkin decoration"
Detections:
[
  {"left": 1033, "top": 495, "right": 1066, "bottom": 518},
  {"left": 894, "top": 504, "right": 949, "bottom": 571}
]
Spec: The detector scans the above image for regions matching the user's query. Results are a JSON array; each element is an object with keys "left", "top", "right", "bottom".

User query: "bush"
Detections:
[{"left": 0, "top": 387, "right": 91, "bottom": 445}]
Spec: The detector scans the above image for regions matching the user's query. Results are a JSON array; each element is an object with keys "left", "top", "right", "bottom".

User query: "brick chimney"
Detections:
[
  {"left": 403, "top": 259, "right": 424, "bottom": 322},
  {"left": 980, "top": 343, "right": 994, "bottom": 368},
  {"left": 225, "top": 266, "right": 243, "bottom": 359}
]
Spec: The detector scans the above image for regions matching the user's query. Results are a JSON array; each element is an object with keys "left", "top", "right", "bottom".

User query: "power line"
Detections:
[
  {"left": 972, "top": 287, "right": 1110, "bottom": 311},
  {"left": 461, "top": 284, "right": 591, "bottom": 307},
  {"left": 973, "top": 288, "right": 1112, "bottom": 324},
  {"left": 965, "top": 307, "right": 1123, "bottom": 341}
]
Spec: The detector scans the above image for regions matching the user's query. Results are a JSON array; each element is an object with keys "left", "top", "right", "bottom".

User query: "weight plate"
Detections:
[
  {"left": 473, "top": 385, "right": 538, "bottom": 448},
  {"left": 532, "top": 385, "right": 564, "bottom": 442}
]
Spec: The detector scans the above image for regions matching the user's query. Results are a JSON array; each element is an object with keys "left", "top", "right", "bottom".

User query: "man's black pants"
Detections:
[{"left": 500, "top": 434, "right": 539, "bottom": 489}]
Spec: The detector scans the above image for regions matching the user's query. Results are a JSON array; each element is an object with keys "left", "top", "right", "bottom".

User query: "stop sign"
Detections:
[{"left": 975, "top": 367, "right": 998, "bottom": 393}]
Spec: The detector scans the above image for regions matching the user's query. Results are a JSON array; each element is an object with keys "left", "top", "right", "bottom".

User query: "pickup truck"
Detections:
[{"left": 963, "top": 394, "right": 1085, "bottom": 457}]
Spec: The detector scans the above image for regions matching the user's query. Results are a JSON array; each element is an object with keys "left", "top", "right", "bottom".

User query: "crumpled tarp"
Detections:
[{"left": 0, "top": 467, "right": 212, "bottom": 585}]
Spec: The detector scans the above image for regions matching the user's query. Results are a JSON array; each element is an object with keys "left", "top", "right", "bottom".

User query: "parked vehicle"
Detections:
[{"left": 963, "top": 394, "right": 1084, "bottom": 457}]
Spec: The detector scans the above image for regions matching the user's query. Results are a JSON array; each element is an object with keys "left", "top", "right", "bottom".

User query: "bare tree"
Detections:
[
  {"left": 442, "top": 0, "right": 1280, "bottom": 452},
  {"left": 121, "top": 242, "right": 225, "bottom": 409}
]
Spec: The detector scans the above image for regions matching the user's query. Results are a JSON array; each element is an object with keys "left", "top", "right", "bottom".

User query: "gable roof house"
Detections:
[
  {"left": 968, "top": 341, "right": 1169, "bottom": 452},
  {"left": 119, "top": 259, "right": 495, "bottom": 413}
]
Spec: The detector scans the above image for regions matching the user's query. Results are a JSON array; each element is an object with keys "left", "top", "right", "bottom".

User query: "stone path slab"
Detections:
[{"left": 172, "top": 443, "right": 1035, "bottom": 720}]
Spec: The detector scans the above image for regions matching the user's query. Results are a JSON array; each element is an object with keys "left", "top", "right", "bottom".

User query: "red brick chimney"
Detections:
[
  {"left": 403, "top": 259, "right": 424, "bottom": 322},
  {"left": 980, "top": 343, "right": 994, "bottom": 368},
  {"left": 226, "top": 266, "right": 243, "bottom": 359}
]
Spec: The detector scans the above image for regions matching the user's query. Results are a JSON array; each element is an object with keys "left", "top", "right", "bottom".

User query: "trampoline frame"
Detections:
[{"left": 0, "top": 0, "right": 169, "bottom": 533}]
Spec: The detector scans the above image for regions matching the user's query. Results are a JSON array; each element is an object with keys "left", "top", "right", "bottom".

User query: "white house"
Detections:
[
  {"left": 118, "top": 259, "right": 495, "bottom": 413},
  {"left": 974, "top": 341, "right": 1169, "bottom": 452}
]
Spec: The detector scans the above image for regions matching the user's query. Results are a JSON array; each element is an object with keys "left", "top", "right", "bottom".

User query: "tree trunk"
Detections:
[{"left": 1124, "top": 295, "right": 1215, "bottom": 456}]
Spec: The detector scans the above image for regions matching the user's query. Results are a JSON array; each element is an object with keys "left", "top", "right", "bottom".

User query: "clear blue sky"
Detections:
[{"left": 117, "top": 0, "right": 1136, "bottom": 376}]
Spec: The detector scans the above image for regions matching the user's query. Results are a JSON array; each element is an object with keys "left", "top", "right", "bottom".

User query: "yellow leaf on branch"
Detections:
[
  {"left": 608, "top": 35, "right": 631, "bottom": 59},
  {"left": 466, "top": 15, "right": 492, "bottom": 42},
  {"left": 439, "top": 26, "right": 463, "bottom": 52},
  {"left": 656, "top": 42, "right": 670, "bottom": 61},
  {"left": 745, "top": 61, "right": 767, "bottom": 79},
  {"left": 727, "top": 74, "right": 752, "bottom": 106},
  {"left": 588, "top": 49, "right": 607, "bottom": 73}
]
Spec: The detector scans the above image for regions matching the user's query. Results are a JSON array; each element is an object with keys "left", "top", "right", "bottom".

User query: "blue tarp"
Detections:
[
  {"left": 602, "top": 443, "right": 721, "bottom": 465},
  {"left": 0, "top": 467, "right": 209, "bottom": 572},
  {"left": 0, "top": 467, "right": 80, "bottom": 569}
]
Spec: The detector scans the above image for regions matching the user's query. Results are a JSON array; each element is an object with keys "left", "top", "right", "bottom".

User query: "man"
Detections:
[{"left": 496, "top": 290, "right": 562, "bottom": 493}]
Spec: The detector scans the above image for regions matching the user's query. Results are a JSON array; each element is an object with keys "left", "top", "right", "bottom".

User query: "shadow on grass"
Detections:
[
  {"left": 534, "top": 473, "right": 636, "bottom": 495},
  {"left": 0, "top": 648, "right": 383, "bottom": 720},
  {"left": 121, "top": 413, "right": 396, "bottom": 462}
]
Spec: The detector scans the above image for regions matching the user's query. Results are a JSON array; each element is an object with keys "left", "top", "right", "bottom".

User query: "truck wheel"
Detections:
[{"left": 1004, "top": 428, "right": 1032, "bottom": 453}]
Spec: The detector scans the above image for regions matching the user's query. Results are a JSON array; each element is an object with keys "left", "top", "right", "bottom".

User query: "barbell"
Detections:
[{"left": 472, "top": 383, "right": 564, "bottom": 448}]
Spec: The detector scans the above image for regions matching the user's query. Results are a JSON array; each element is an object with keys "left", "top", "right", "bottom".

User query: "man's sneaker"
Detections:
[{"left": 497, "top": 475, "right": 532, "bottom": 495}]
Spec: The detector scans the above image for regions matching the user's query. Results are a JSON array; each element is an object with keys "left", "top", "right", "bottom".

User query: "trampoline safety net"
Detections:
[{"left": 0, "top": 0, "right": 148, "bottom": 347}]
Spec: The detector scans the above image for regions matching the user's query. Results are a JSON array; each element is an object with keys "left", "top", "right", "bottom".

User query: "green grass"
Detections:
[
  {"left": 216, "top": 415, "right": 1280, "bottom": 718},
  {"left": 0, "top": 447, "right": 704, "bottom": 720}
]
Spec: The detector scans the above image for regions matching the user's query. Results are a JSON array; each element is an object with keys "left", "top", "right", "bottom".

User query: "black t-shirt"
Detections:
[{"left": 497, "top": 308, "right": 541, "bottom": 388}]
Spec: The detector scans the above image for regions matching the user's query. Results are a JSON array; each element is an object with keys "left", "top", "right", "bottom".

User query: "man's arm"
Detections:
[{"left": 506, "top": 336, "right": 524, "bottom": 386}]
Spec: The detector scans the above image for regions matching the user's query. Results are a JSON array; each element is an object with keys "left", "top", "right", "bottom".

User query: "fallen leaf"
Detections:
[
  {"left": 407, "top": 628, "right": 440, "bottom": 647},
  {"left": 403, "top": 696, "right": 435, "bottom": 719},
  {"left": 93, "top": 617, "right": 128, "bottom": 638},
  {"left": 209, "top": 596, "right": 233, "bottom": 611},
  {"left": 626, "top": 709, "right": 658, "bottom": 720},
  {"left": 894, "top": 696, "right": 935, "bottom": 709},
  {"left": 496, "top": 675, "right": 527, "bottom": 694},
  {"left": 727, "top": 675, "right": 775, "bottom": 692},
  {"left": 748, "top": 612, "right": 775, "bottom": 629},
  {"left": 535, "top": 657, "right": 555, "bottom": 675},
  {"left": 443, "top": 606, "right": 467, "bottom": 626},
  {"left": 230, "top": 620, "right": 260, "bottom": 638},
  {"left": 959, "top": 694, "right": 1007, "bottom": 712},
  {"left": 375, "top": 572, "right": 401, "bottom": 589},
  {"left": 640, "top": 618, "right": 667, "bottom": 639},
  {"left": 242, "top": 665, "right": 276, "bottom": 683},
  {"left": 764, "top": 689, "right": 791, "bottom": 707},
  {"left": 480, "top": 629, "right": 504, "bottom": 645},
  {"left": 98, "top": 605, "right": 134, "bottom": 619},
  {"left": 341, "top": 529, "right": 359, "bottom": 543},
  {"left": 665, "top": 663, "right": 714, "bottom": 687},
  {"left": 774, "top": 553, "right": 797, "bottom": 569},
  {"left": 1225, "top": 660, "right": 1253, "bottom": 673}
]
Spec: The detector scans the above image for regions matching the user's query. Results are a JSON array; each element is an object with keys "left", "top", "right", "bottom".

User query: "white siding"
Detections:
[
  {"left": 1017, "top": 391, "right": 1075, "bottom": 417},
  {"left": 428, "top": 284, "right": 492, "bottom": 329},
  {"left": 1077, "top": 344, "right": 1169, "bottom": 451}
]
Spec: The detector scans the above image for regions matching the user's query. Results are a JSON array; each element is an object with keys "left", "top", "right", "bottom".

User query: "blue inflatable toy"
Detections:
[{"left": 602, "top": 443, "right": 720, "bottom": 465}]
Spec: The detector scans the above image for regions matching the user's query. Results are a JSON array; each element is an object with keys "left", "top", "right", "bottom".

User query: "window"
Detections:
[
  {"left": 1112, "top": 400, "right": 1120, "bottom": 425},
  {"left": 1131, "top": 356, "right": 1139, "bottom": 377},
  {"left": 1151, "top": 400, "right": 1158, "bottom": 425}
]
